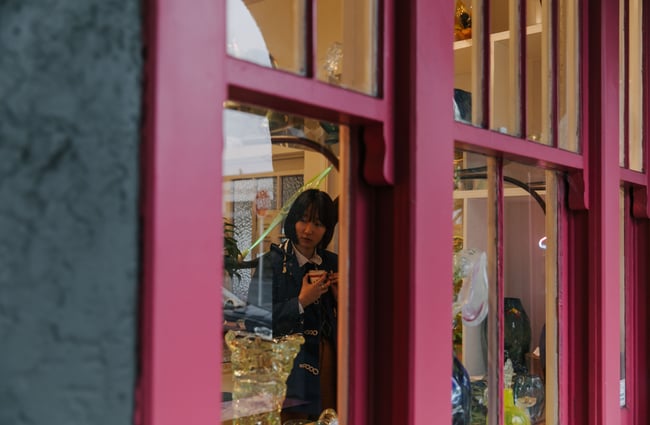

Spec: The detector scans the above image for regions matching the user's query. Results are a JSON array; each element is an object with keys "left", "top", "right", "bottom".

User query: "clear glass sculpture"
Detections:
[{"left": 225, "top": 330, "right": 305, "bottom": 424}]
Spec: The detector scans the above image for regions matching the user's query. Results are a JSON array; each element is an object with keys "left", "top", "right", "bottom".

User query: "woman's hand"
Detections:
[
  {"left": 328, "top": 272, "right": 339, "bottom": 301},
  {"left": 298, "top": 272, "right": 330, "bottom": 307}
]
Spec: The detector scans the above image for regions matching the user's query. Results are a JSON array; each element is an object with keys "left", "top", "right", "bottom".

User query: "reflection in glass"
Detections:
[
  {"left": 620, "top": 0, "right": 644, "bottom": 170},
  {"left": 453, "top": 153, "right": 559, "bottom": 424},
  {"left": 619, "top": 188, "right": 626, "bottom": 406},
  {"left": 503, "top": 161, "right": 556, "bottom": 425},
  {"left": 226, "top": 0, "right": 378, "bottom": 94},
  {"left": 453, "top": 249, "right": 489, "bottom": 327},
  {"left": 454, "top": 0, "right": 579, "bottom": 142},
  {"left": 227, "top": 0, "right": 307, "bottom": 74},
  {"left": 490, "top": 0, "right": 545, "bottom": 139},
  {"left": 316, "top": 0, "right": 378, "bottom": 94},
  {"left": 558, "top": 0, "right": 580, "bottom": 152},
  {"left": 225, "top": 330, "right": 305, "bottom": 424},
  {"left": 490, "top": 0, "right": 519, "bottom": 135},
  {"left": 526, "top": 6, "right": 544, "bottom": 143},
  {"left": 453, "top": 0, "right": 481, "bottom": 126},
  {"left": 453, "top": 0, "right": 474, "bottom": 125},
  {"left": 453, "top": 151, "right": 493, "bottom": 425},
  {"left": 223, "top": 103, "right": 342, "bottom": 423},
  {"left": 514, "top": 367, "right": 545, "bottom": 422}
]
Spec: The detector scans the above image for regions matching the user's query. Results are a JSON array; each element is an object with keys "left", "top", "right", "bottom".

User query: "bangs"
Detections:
[{"left": 304, "top": 204, "right": 321, "bottom": 222}]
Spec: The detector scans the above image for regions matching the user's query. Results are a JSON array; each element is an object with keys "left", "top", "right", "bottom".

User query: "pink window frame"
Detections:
[
  {"left": 624, "top": 197, "right": 650, "bottom": 424},
  {"left": 621, "top": 0, "right": 650, "bottom": 421},
  {"left": 137, "top": 1, "right": 226, "bottom": 424},
  {"left": 136, "top": 0, "right": 650, "bottom": 424},
  {"left": 447, "top": 0, "right": 650, "bottom": 424},
  {"left": 138, "top": 0, "right": 396, "bottom": 424}
]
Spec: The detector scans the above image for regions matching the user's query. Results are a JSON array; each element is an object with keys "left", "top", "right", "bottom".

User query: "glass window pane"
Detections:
[
  {"left": 619, "top": 187, "right": 627, "bottom": 406},
  {"left": 316, "top": 0, "right": 378, "bottom": 95},
  {"left": 454, "top": 0, "right": 478, "bottom": 125},
  {"left": 453, "top": 151, "right": 495, "bottom": 425},
  {"left": 620, "top": 0, "right": 626, "bottom": 166},
  {"left": 222, "top": 103, "right": 344, "bottom": 423},
  {"left": 454, "top": 0, "right": 580, "bottom": 147},
  {"left": 620, "top": 0, "right": 644, "bottom": 170},
  {"left": 526, "top": 2, "right": 544, "bottom": 143},
  {"left": 502, "top": 162, "right": 557, "bottom": 425},
  {"left": 454, "top": 154, "right": 560, "bottom": 425},
  {"left": 490, "top": 0, "right": 548, "bottom": 141},
  {"left": 629, "top": 0, "right": 644, "bottom": 171},
  {"left": 490, "top": 0, "right": 519, "bottom": 135},
  {"left": 227, "top": 0, "right": 307, "bottom": 75},
  {"left": 557, "top": 0, "right": 581, "bottom": 152}
]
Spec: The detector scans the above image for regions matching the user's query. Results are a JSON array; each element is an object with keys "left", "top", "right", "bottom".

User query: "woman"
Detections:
[{"left": 249, "top": 189, "right": 339, "bottom": 420}]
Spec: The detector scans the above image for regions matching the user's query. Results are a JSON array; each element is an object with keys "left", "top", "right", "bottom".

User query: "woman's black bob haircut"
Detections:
[{"left": 284, "top": 189, "right": 337, "bottom": 250}]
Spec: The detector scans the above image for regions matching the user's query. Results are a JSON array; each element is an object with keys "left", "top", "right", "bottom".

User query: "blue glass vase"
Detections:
[{"left": 452, "top": 353, "right": 471, "bottom": 425}]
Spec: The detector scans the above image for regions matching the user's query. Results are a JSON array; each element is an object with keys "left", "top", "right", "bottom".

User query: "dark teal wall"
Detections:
[{"left": 0, "top": 1, "right": 143, "bottom": 424}]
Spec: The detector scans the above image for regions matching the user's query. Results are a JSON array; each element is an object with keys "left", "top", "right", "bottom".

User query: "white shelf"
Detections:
[
  {"left": 454, "top": 23, "right": 543, "bottom": 96},
  {"left": 490, "top": 23, "right": 542, "bottom": 42},
  {"left": 454, "top": 187, "right": 545, "bottom": 200},
  {"left": 454, "top": 24, "right": 542, "bottom": 67}
]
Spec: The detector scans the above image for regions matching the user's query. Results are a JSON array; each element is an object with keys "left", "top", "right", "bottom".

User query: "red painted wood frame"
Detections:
[
  {"left": 621, "top": 2, "right": 650, "bottom": 422},
  {"left": 138, "top": 1, "right": 225, "bottom": 425},
  {"left": 137, "top": 0, "right": 650, "bottom": 424},
  {"left": 624, "top": 198, "right": 650, "bottom": 425},
  {"left": 450, "top": 0, "right": 647, "bottom": 424},
  {"left": 139, "top": 0, "right": 396, "bottom": 424}
]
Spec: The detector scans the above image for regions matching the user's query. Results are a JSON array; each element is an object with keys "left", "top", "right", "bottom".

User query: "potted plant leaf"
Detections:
[{"left": 224, "top": 220, "right": 243, "bottom": 286}]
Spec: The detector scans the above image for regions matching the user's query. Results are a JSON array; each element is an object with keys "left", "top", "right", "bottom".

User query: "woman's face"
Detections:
[{"left": 294, "top": 207, "right": 327, "bottom": 254}]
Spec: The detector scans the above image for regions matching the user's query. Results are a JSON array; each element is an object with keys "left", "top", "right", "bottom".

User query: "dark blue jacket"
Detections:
[{"left": 249, "top": 240, "right": 338, "bottom": 416}]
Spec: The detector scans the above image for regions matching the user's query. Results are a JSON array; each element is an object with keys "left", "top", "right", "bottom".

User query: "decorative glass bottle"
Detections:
[
  {"left": 514, "top": 373, "right": 545, "bottom": 424},
  {"left": 452, "top": 353, "right": 471, "bottom": 425},
  {"left": 504, "top": 359, "right": 531, "bottom": 425},
  {"left": 225, "top": 330, "right": 304, "bottom": 425},
  {"left": 505, "top": 388, "right": 531, "bottom": 425},
  {"left": 504, "top": 297, "right": 532, "bottom": 375}
]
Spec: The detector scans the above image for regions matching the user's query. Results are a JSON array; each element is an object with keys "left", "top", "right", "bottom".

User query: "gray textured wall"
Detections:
[{"left": 0, "top": 1, "right": 143, "bottom": 424}]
